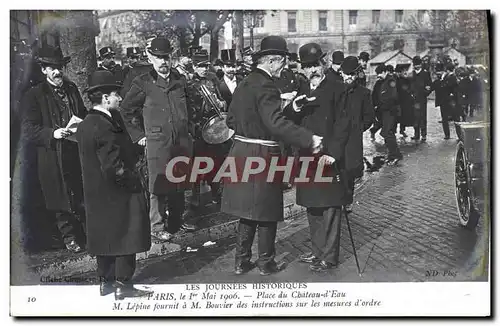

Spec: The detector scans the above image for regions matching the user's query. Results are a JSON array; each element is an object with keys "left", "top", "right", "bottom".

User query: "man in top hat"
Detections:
[
  {"left": 222, "top": 36, "right": 323, "bottom": 276},
  {"left": 374, "top": 63, "right": 403, "bottom": 165},
  {"left": 369, "top": 64, "right": 388, "bottom": 140},
  {"left": 21, "top": 46, "right": 87, "bottom": 253},
  {"left": 186, "top": 50, "right": 229, "bottom": 207},
  {"left": 356, "top": 51, "right": 370, "bottom": 87},
  {"left": 286, "top": 46, "right": 362, "bottom": 272},
  {"left": 327, "top": 50, "right": 344, "bottom": 83},
  {"left": 394, "top": 63, "right": 414, "bottom": 138},
  {"left": 76, "top": 70, "right": 152, "bottom": 299},
  {"left": 120, "top": 37, "right": 196, "bottom": 243},
  {"left": 337, "top": 56, "right": 375, "bottom": 213},
  {"left": 97, "top": 46, "right": 124, "bottom": 84},
  {"left": 219, "top": 49, "right": 242, "bottom": 107},
  {"left": 120, "top": 47, "right": 153, "bottom": 98},
  {"left": 437, "top": 62, "right": 459, "bottom": 139},
  {"left": 409, "top": 56, "right": 432, "bottom": 142}
]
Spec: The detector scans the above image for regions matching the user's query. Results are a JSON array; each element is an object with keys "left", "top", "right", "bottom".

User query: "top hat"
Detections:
[
  {"left": 331, "top": 50, "right": 344, "bottom": 65},
  {"left": 36, "top": 46, "right": 71, "bottom": 66},
  {"left": 84, "top": 70, "right": 122, "bottom": 93},
  {"left": 148, "top": 37, "right": 174, "bottom": 56},
  {"left": 253, "top": 36, "right": 289, "bottom": 58},
  {"left": 375, "top": 64, "right": 387, "bottom": 74},
  {"left": 289, "top": 53, "right": 298, "bottom": 62},
  {"left": 221, "top": 49, "right": 237, "bottom": 65},
  {"left": 412, "top": 56, "right": 423, "bottom": 66},
  {"left": 126, "top": 47, "right": 141, "bottom": 58},
  {"left": 341, "top": 56, "right": 362, "bottom": 75},
  {"left": 358, "top": 51, "right": 370, "bottom": 62},
  {"left": 395, "top": 63, "right": 411, "bottom": 73},
  {"left": 242, "top": 46, "right": 254, "bottom": 56},
  {"left": 192, "top": 50, "right": 210, "bottom": 66},
  {"left": 298, "top": 43, "right": 326, "bottom": 65},
  {"left": 99, "top": 47, "right": 115, "bottom": 59}
]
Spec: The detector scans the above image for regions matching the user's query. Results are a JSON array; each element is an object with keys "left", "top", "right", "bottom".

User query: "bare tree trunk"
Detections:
[
  {"left": 210, "top": 30, "right": 219, "bottom": 61},
  {"left": 250, "top": 27, "right": 254, "bottom": 49},
  {"left": 58, "top": 10, "right": 99, "bottom": 102},
  {"left": 233, "top": 11, "right": 244, "bottom": 60}
]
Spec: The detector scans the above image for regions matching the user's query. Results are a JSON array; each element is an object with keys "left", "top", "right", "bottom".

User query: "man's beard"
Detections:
[
  {"left": 50, "top": 75, "right": 64, "bottom": 86},
  {"left": 157, "top": 65, "right": 170, "bottom": 74}
]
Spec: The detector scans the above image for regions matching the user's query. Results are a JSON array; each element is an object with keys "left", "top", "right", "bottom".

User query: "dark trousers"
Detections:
[
  {"left": 235, "top": 218, "right": 278, "bottom": 270},
  {"left": 150, "top": 192, "right": 185, "bottom": 233},
  {"left": 413, "top": 100, "right": 427, "bottom": 139},
  {"left": 53, "top": 211, "right": 82, "bottom": 244},
  {"left": 380, "top": 111, "right": 401, "bottom": 159},
  {"left": 369, "top": 110, "right": 383, "bottom": 135},
  {"left": 306, "top": 207, "right": 342, "bottom": 264},
  {"left": 440, "top": 105, "right": 453, "bottom": 138},
  {"left": 97, "top": 254, "right": 136, "bottom": 283}
]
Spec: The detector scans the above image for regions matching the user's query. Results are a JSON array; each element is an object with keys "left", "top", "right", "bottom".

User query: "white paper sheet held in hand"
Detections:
[{"left": 65, "top": 115, "right": 83, "bottom": 142}]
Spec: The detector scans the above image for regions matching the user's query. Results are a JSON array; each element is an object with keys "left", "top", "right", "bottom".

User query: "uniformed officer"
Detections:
[
  {"left": 369, "top": 64, "right": 387, "bottom": 140},
  {"left": 409, "top": 56, "right": 432, "bottom": 142},
  {"left": 394, "top": 63, "right": 413, "bottom": 138},
  {"left": 97, "top": 46, "right": 124, "bottom": 84},
  {"left": 377, "top": 64, "right": 403, "bottom": 164},
  {"left": 122, "top": 47, "right": 141, "bottom": 80},
  {"left": 120, "top": 47, "right": 153, "bottom": 98},
  {"left": 357, "top": 51, "right": 370, "bottom": 87},
  {"left": 326, "top": 50, "right": 344, "bottom": 83}
]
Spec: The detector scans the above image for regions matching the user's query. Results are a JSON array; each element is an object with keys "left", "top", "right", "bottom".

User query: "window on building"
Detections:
[
  {"left": 417, "top": 10, "right": 426, "bottom": 23},
  {"left": 372, "top": 10, "right": 380, "bottom": 24},
  {"left": 349, "top": 10, "right": 358, "bottom": 25},
  {"left": 395, "top": 10, "right": 404, "bottom": 23},
  {"left": 255, "top": 16, "right": 264, "bottom": 28},
  {"left": 348, "top": 41, "right": 358, "bottom": 54},
  {"left": 416, "top": 38, "right": 426, "bottom": 52},
  {"left": 393, "top": 39, "right": 405, "bottom": 50},
  {"left": 288, "top": 11, "right": 297, "bottom": 32},
  {"left": 318, "top": 11, "right": 327, "bottom": 31}
]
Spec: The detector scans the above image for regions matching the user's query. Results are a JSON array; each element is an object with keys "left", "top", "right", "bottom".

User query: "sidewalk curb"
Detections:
[{"left": 31, "top": 190, "right": 306, "bottom": 278}]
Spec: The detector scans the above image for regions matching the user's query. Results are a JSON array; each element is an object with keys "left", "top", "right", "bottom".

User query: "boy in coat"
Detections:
[{"left": 76, "top": 71, "right": 152, "bottom": 300}]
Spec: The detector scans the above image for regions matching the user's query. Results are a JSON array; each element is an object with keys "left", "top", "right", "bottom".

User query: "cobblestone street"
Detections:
[{"left": 128, "top": 101, "right": 489, "bottom": 284}]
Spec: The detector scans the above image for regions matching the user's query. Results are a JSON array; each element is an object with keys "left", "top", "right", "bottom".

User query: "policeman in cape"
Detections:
[
  {"left": 369, "top": 64, "right": 387, "bottom": 140},
  {"left": 394, "top": 63, "right": 414, "bottom": 138},
  {"left": 356, "top": 51, "right": 370, "bottom": 87},
  {"left": 326, "top": 50, "right": 344, "bottom": 83},
  {"left": 186, "top": 49, "right": 230, "bottom": 207},
  {"left": 284, "top": 43, "right": 351, "bottom": 272},
  {"left": 376, "top": 63, "right": 403, "bottom": 165},
  {"left": 97, "top": 46, "right": 124, "bottom": 84}
]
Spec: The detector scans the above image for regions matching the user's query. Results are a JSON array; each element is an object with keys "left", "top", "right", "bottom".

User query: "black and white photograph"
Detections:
[{"left": 9, "top": 6, "right": 491, "bottom": 316}]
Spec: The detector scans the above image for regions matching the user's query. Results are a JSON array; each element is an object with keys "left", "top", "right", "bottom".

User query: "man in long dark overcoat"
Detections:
[
  {"left": 76, "top": 70, "right": 151, "bottom": 299},
  {"left": 121, "top": 37, "right": 196, "bottom": 243},
  {"left": 21, "top": 46, "right": 86, "bottom": 253},
  {"left": 222, "top": 36, "right": 323, "bottom": 276},
  {"left": 409, "top": 56, "right": 432, "bottom": 142}
]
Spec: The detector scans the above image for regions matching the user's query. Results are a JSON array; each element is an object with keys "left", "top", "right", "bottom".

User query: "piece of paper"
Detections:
[{"left": 65, "top": 115, "right": 83, "bottom": 142}]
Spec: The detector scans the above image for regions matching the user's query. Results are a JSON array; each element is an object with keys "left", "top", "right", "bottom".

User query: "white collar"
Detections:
[
  {"left": 257, "top": 67, "right": 273, "bottom": 78},
  {"left": 93, "top": 106, "right": 112, "bottom": 118},
  {"left": 310, "top": 75, "right": 326, "bottom": 90},
  {"left": 224, "top": 74, "right": 236, "bottom": 82},
  {"left": 47, "top": 78, "right": 63, "bottom": 88},
  {"left": 157, "top": 71, "right": 170, "bottom": 80}
]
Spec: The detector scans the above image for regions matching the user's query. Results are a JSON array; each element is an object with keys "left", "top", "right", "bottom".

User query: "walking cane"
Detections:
[{"left": 335, "top": 163, "right": 362, "bottom": 276}]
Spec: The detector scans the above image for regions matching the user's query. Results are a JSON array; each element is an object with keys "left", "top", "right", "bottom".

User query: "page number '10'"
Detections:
[{"left": 28, "top": 297, "right": 36, "bottom": 303}]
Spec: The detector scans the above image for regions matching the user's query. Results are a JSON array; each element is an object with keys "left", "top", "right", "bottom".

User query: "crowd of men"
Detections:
[{"left": 19, "top": 33, "right": 487, "bottom": 298}]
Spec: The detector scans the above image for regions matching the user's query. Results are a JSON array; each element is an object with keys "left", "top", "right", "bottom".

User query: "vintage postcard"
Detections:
[{"left": 9, "top": 6, "right": 491, "bottom": 317}]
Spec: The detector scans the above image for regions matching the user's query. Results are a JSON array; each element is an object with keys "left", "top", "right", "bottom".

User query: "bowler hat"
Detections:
[
  {"left": 395, "top": 63, "right": 410, "bottom": 73},
  {"left": 331, "top": 50, "right": 344, "bottom": 64},
  {"left": 299, "top": 43, "right": 326, "bottom": 65},
  {"left": 84, "top": 70, "right": 122, "bottom": 93},
  {"left": 126, "top": 47, "right": 141, "bottom": 58},
  {"left": 148, "top": 37, "right": 173, "bottom": 56},
  {"left": 375, "top": 64, "right": 387, "bottom": 74},
  {"left": 341, "top": 56, "right": 362, "bottom": 75},
  {"left": 221, "top": 49, "right": 237, "bottom": 64},
  {"left": 253, "top": 36, "right": 289, "bottom": 58},
  {"left": 358, "top": 51, "right": 370, "bottom": 62},
  {"left": 99, "top": 47, "right": 115, "bottom": 59},
  {"left": 412, "top": 56, "right": 423, "bottom": 66},
  {"left": 386, "top": 64, "right": 394, "bottom": 73},
  {"left": 36, "top": 46, "right": 71, "bottom": 66}
]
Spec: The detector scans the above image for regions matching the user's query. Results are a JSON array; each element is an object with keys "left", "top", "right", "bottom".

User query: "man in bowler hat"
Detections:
[
  {"left": 356, "top": 51, "right": 370, "bottom": 87},
  {"left": 21, "top": 46, "right": 86, "bottom": 253},
  {"left": 121, "top": 37, "right": 196, "bottom": 243},
  {"left": 409, "top": 56, "right": 432, "bottom": 142},
  {"left": 284, "top": 43, "right": 352, "bottom": 272},
  {"left": 222, "top": 36, "right": 323, "bottom": 276},
  {"left": 327, "top": 50, "right": 344, "bottom": 83},
  {"left": 369, "top": 64, "right": 387, "bottom": 140},
  {"left": 76, "top": 70, "right": 152, "bottom": 299}
]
